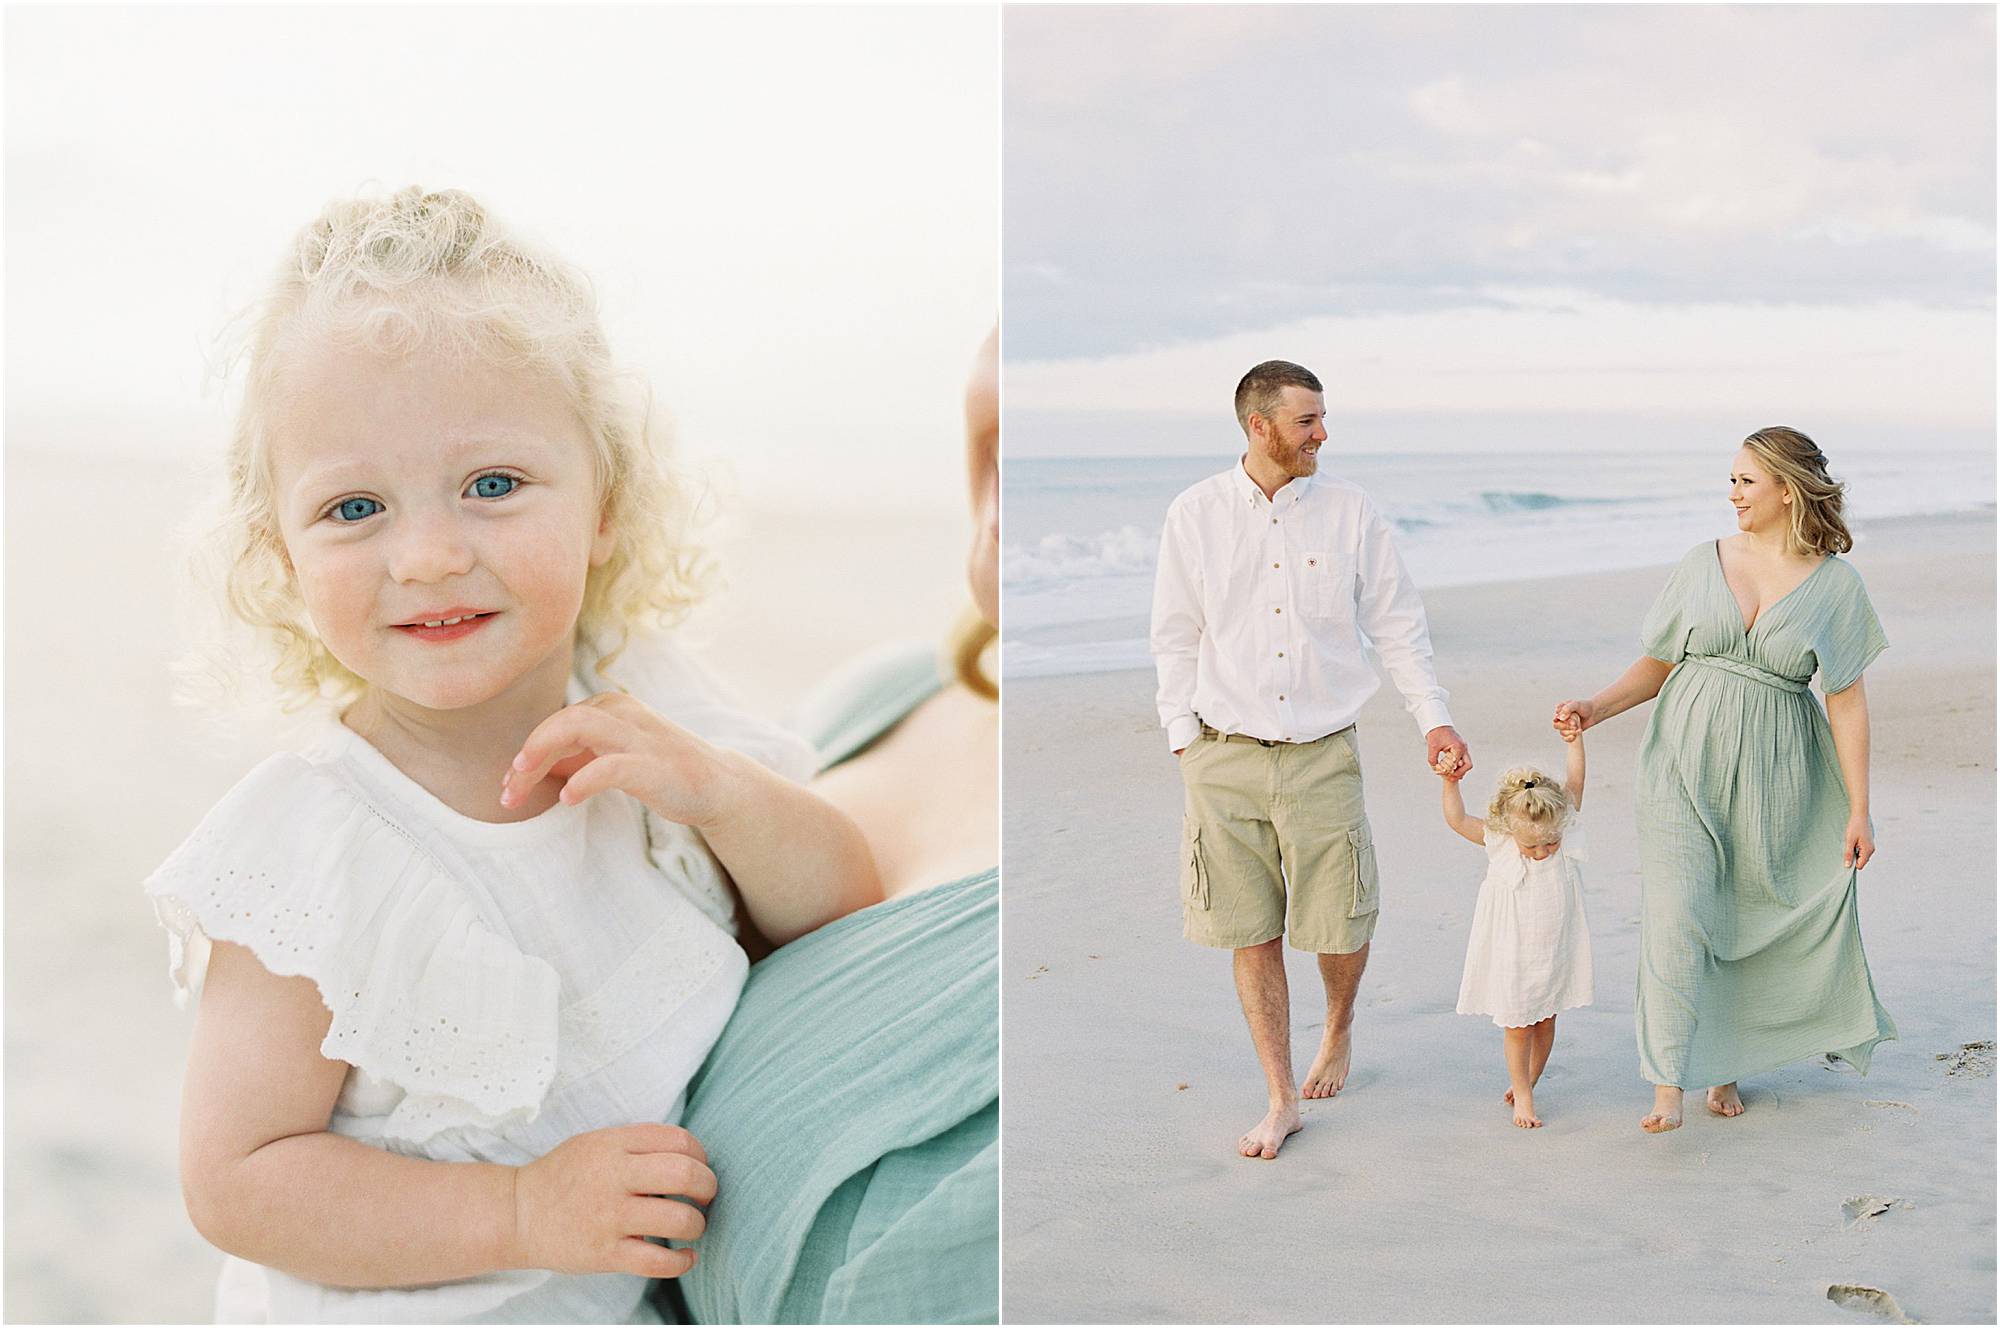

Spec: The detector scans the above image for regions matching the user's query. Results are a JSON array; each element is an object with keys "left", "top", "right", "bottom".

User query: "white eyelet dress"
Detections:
[
  {"left": 1455, "top": 821, "right": 1595, "bottom": 1029},
  {"left": 143, "top": 634, "right": 818, "bottom": 1324}
]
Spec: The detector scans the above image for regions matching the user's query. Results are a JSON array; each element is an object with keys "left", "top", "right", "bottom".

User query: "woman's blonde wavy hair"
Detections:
[
  {"left": 182, "top": 186, "right": 708, "bottom": 710},
  {"left": 1740, "top": 426, "right": 1853, "bottom": 558},
  {"left": 1485, "top": 766, "right": 1573, "bottom": 842}
]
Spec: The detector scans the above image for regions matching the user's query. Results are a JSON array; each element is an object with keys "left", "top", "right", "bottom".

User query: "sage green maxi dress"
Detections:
[
  {"left": 1634, "top": 541, "right": 1895, "bottom": 1089},
  {"left": 672, "top": 644, "right": 998, "bottom": 1324}
]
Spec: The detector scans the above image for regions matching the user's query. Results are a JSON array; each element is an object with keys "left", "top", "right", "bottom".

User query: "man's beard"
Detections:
[{"left": 1282, "top": 437, "right": 1319, "bottom": 476}]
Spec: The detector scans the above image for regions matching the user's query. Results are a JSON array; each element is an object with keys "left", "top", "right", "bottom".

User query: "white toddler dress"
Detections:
[
  {"left": 1455, "top": 820, "right": 1594, "bottom": 1028},
  {"left": 145, "top": 634, "right": 817, "bottom": 1324}
]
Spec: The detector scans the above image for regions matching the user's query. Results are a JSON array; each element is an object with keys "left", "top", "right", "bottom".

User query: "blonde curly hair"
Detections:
[
  {"left": 1485, "top": 767, "right": 1573, "bottom": 843},
  {"left": 182, "top": 186, "right": 708, "bottom": 710}
]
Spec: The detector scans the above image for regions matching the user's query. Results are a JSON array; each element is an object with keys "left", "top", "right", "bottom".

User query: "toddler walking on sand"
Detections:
[{"left": 1437, "top": 730, "right": 1593, "bottom": 1128}]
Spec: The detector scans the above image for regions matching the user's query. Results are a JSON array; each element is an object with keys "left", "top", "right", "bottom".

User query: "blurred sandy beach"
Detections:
[
  {"left": 1000, "top": 510, "right": 1995, "bottom": 1324},
  {"left": 3, "top": 441, "right": 970, "bottom": 1323}
]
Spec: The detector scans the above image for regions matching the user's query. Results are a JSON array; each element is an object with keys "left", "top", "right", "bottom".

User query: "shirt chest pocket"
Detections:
[{"left": 1296, "top": 551, "right": 1353, "bottom": 620}]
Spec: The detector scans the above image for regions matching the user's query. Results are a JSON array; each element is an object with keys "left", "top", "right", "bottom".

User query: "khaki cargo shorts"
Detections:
[{"left": 1176, "top": 724, "right": 1380, "bottom": 953}]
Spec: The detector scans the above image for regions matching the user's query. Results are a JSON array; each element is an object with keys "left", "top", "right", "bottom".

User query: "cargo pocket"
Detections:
[
  {"left": 1182, "top": 822, "right": 1211, "bottom": 910},
  {"left": 1346, "top": 822, "right": 1379, "bottom": 917}
]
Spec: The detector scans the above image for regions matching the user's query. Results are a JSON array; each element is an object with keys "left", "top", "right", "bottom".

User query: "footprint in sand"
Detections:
[
  {"left": 1934, "top": 1040, "right": 1994, "bottom": 1077},
  {"left": 1841, "top": 1194, "right": 1913, "bottom": 1229},
  {"left": 1864, "top": 1100, "right": 1919, "bottom": 1116},
  {"left": 1825, "top": 1283, "right": 1915, "bottom": 1324}
]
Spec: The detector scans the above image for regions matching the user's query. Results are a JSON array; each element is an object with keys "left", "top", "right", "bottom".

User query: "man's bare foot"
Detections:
[
  {"left": 1641, "top": 1085, "right": 1684, "bottom": 1133},
  {"left": 1302, "top": 1026, "right": 1352, "bottom": 1099},
  {"left": 1706, "top": 1083, "right": 1745, "bottom": 1117},
  {"left": 1511, "top": 1091, "right": 1542, "bottom": 1129},
  {"left": 1238, "top": 1104, "right": 1303, "bottom": 1159}
]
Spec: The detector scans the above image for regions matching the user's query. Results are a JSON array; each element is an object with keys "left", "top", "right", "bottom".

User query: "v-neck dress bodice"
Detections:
[{"left": 1630, "top": 541, "right": 1895, "bottom": 1087}]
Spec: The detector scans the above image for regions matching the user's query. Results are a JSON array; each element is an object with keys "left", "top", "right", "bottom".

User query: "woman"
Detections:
[
  {"left": 667, "top": 330, "right": 1000, "bottom": 1323},
  {"left": 1552, "top": 427, "right": 1894, "bottom": 1134}
]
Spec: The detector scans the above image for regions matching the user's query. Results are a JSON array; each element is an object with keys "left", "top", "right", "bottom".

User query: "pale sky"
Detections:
[
  {"left": 6, "top": 5, "right": 999, "bottom": 504},
  {"left": 1004, "top": 4, "right": 1995, "bottom": 452}
]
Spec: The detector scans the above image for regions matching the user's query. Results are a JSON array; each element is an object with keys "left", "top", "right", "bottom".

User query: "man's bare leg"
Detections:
[
  {"left": 1232, "top": 937, "right": 1301, "bottom": 1159},
  {"left": 1302, "top": 943, "right": 1368, "bottom": 1099}
]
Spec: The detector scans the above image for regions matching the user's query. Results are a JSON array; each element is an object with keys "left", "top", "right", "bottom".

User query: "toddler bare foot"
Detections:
[
  {"left": 1301, "top": 1026, "right": 1352, "bottom": 1099},
  {"left": 1640, "top": 1085, "right": 1684, "bottom": 1133},
  {"left": 1706, "top": 1083, "right": 1744, "bottom": 1117},
  {"left": 1237, "top": 1104, "right": 1302, "bottom": 1160},
  {"left": 1511, "top": 1091, "right": 1542, "bottom": 1128}
]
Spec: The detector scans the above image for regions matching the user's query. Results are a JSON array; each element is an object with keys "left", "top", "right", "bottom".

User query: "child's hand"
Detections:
[
  {"left": 1433, "top": 750, "right": 1466, "bottom": 781},
  {"left": 503, "top": 693, "right": 747, "bottom": 829},
  {"left": 511, "top": 1123, "right": 717, "bottom": 1278},
  {"left": 1551, "top": 700, "right": 1593, "bottom": 741}
]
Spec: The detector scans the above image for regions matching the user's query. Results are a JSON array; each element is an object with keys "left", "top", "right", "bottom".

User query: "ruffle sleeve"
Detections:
[
  {"left": 1814, "top": 560, "right": 1889, "bottom": 695},
  {"left": 143, "top": 755, "right": 561, "bottom": 1145},
  {"left": 1639, "top": 544, "right": 1706, "bottom": 665}
]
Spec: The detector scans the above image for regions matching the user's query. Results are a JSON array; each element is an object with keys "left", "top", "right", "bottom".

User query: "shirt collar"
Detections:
[{"left": 1232, "top": 457, "right": 1314, "bottom": 508}]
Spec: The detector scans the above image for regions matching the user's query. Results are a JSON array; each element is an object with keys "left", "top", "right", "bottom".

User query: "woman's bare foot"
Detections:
[
  {"left": 1511, "top": 1089, "right": 1542, "bottom": 1128},
  {"left": 1641, "top": 1085, "right": 1684, "bottom": 1133},
  {"left": 1238, "top": 1104, "right": 1303, "bottom": 1159},
  {"left": 1302, "top": 1026, "right": 1352, "bottom": 1099},
  {"left": 1706, "top": 1083, "right": 1745, "bottom": 1117}
]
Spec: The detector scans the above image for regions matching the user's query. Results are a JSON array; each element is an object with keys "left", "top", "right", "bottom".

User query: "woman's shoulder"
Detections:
[{"left": 787, "top": 640, "right": 946, "bottom": 768}]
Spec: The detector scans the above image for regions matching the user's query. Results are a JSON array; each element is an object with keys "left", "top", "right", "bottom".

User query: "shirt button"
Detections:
[
  {"left": 1272, "top": 562, "right": 1280, "bottom": 569},
  {"left": 1271, "top": 517, "right": 1278, "bottom": 525},
  {"left": 1279, "top": 694, "right": 1286, "bottom": 701},
  {"left": 1274, "top": 607, "right": 1281, "bottom": 614},
  {"left": 1278, "top": 651, "right": 1285, "bottom": 658}
]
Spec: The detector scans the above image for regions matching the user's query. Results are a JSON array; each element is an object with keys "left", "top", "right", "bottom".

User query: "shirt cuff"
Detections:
[
  {"left": 1413, "top": 700, "right": 1455, "bottom": 737},
  {"left": 1166, "top": 716, "right": 1203, "bottom": 754}
]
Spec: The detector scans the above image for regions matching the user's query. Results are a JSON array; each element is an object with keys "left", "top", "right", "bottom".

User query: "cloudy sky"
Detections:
[
  {"left": 6, "top": 6, "right": 998, "bottom": 503},
  {"left": 1004, "top": 5, "right": 1994, "bottom": 452}
]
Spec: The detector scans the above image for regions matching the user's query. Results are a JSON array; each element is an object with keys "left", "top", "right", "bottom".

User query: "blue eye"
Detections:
[
  {"left": 470, "top": 473, "right": 518, "bottom": 499},
  {"left": 332, "top": 497, "right": 383, "bottom": 523}
]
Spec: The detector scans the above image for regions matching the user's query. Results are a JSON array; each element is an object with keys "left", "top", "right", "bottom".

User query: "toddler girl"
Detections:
[
  {"left": 146, "top": 188, "right": 879, "bottom": 1322},
  {"left": 1437, "top": 731, "right": 1592, "bottom": 1128}
]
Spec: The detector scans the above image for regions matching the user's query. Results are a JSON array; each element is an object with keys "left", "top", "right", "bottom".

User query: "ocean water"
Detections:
[{"left": 1001, "top": 448, "right": 1995, "bottom": 679}]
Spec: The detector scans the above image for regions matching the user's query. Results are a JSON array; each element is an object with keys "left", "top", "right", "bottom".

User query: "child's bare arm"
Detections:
[
  {"left": 181, "top": 941, "right": 711, "bottom": 1288},
  {"left": 1561, "top": 725, "right": 1586, "bottom": 810},
  {"left": 505, "top": 693, "right": 881, "bottom": 947},
  {"left": 1439, "top": 770, "right": 1487, "bottom": 844}
]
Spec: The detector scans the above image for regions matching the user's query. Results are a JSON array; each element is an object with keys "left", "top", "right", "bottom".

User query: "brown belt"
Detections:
[{"left": 1199, "top": 723, "right": 1352, "bottom": 748}]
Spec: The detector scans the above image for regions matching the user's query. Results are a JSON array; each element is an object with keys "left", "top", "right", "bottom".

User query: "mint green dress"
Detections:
[
  {"left": 1634, "top": 542, "right": 1895, "bottom": 1088},
  {"left": 674, "top": 644, "right": 998, "bottom": 1324}
]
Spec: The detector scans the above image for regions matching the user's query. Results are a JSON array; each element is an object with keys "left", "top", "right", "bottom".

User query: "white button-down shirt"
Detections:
[{"left": 1150, "top": 461, "right": 1453, "bottom": 753}]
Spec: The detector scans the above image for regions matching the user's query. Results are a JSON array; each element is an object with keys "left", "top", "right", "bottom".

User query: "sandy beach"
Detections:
[
  {"left": 1000, "top": 511, "right": 1995, "bottom": 1324},
  {"left": 2, "top": 443, "right": 971, "bottom": 1323}
]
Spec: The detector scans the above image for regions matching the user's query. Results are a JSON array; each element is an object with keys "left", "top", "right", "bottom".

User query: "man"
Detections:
[{"left": 1150, "top": 359, "right": 1470, "bottom": 1160}]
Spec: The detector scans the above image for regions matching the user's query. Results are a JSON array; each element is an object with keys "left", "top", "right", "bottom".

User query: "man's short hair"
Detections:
[{"left": 1234, "top": 360, "right": 1323, "bottom": 433}]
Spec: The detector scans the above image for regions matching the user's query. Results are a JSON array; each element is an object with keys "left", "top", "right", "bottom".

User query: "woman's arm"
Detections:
[
  {"left": 1439, "top": 770, "right": 1486, "bottom": 845},
  {"left": 181, "top": 941, "right": 711, "bottom": 1288},
  {"left": 1552, "top": 655, "right": 1674, "bottom": 736},
  {"left": 1825, "top": 674, "right": 1875, "bottom": 869}
]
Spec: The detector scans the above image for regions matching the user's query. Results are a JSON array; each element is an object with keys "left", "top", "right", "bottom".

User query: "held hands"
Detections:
[
  {"left": 1844, "top": 815, "right": 1876, "bottom": 871},
  {"left": 510, "top": 1124, "right": 717, "bottom": 1279},
  {"left": 1551, "top": 700, "right": 1595, "bottom": 741},
  {"left": 1426, "top": 726, "right": 1471, "bottom": 782},
  {"left": 501, "top": 693, "right": 743, "bottom": 828}
]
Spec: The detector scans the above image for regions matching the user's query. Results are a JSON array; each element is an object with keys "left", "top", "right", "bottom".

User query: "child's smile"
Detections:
[{"left": 269, "top": 342, "right": 614, "bottom": 717}]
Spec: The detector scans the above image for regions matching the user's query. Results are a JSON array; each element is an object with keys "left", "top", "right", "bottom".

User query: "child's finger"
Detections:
[
  {"left": 506, "top": 707, "right": 634, "bottom": 799},
  {"left": 628, "top": 1151, "right": 718, "bottom": 1206},
  {"left": 556, "top": 753, "right": 663, "bottom": 808},
  {"left": 623, "top": 1195, "right": 707, "bottom": 1243},
  {"left": 616, "top": 1238, "right": 695, "bottom": 1280}
]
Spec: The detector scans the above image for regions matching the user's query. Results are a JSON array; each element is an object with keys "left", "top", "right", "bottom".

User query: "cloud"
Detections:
[{"left": 1004, "top": 5, "right": 1995, "bottom": 360}]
